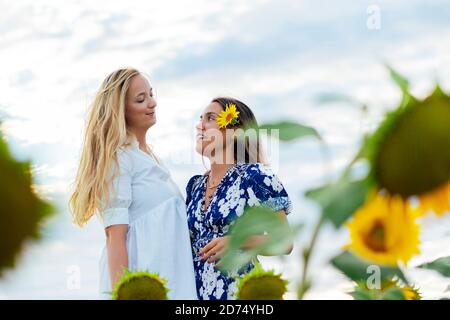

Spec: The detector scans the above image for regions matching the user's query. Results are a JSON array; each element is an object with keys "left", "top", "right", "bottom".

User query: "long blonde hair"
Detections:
[{"left": 70, "top": 68, "right": 140, "bottom": 227}]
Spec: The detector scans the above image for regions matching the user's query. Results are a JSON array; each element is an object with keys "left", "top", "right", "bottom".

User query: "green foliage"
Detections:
[
  {"left": 380, "top": 287, "right": 406, "bottom": 300},
  {"left": 305, "top": 177, "right": 372, "bottom": 228},
  {"left": 386, "top": 64, "right": 419, "bottom": 110},
  {"left": 350, "top": 279, "right": 423, "bottom": 300},
  {"left": 297, "top": 278, "right": 312, "bottom": 300},
  {"left": 218, "top": 206, "right": 298, "bottom": 273},
  {"left": 258, "top": 121, "right": 321, "bottom": 141},
  {"left": 239, "top": 68, "right": 448, "bottom": 300},
  {"left": 386, "top": 65, "right": 410, "bottom": 96},
  {"left": 331, "top": 251, "right": 408, "bottom": 284},
  {"left": 353, "top": 67, "right": 450, "bottom": 197},
  {"left": 418, "top": 256, "right": 450, "bottom": 278},
  {"left": 0, "top": 130, "right": 54, "bottom": 276},
  {"left": 351, "top": 285, "right": 376, "bottom": 300}
]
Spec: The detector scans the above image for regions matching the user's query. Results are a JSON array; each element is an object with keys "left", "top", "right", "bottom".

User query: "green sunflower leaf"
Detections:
[
  {"left": 304, "top": 177, "right": 371, "bottom": 228},
  {"left": 418, "top": 256, "right": 450, "bottom": 277},
  {"left": 218, "top": 206, "right": 299, "bottom": 273},
  {"left": 386, "top": 65, "right": 410, "bottom": 94},
  {"left": 258, "top": 121, "right": 321, "bottom": 141},
  {"left": 350, "top": 286, "right": 376, "bottom": 300},
  {"left": 381, "top": 287, "right": 406, "bottom": 300},
  {"left": 331, "top": 251, "right": 408, "bottom": 284}
]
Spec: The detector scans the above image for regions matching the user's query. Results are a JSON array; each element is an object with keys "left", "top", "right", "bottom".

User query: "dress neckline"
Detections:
[
  {"left": 201, "top": 164, "right": 238, "bottom": 214},
  {"left": 128, "top": 139, "right": 160, "bottom": 165},
  {"left": 136, "top": 146, "right": 159, "bottom": 164}
]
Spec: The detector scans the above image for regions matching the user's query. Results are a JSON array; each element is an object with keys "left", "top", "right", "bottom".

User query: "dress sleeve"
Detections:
[
  {"left": 185, "top": 175, "right": 202, "bottom": 207},
  {"left": 101, "top": 151, "right": 133, "bottom": 228},
  {"left": 244, "top": 164, "right": 292, "bottom": 215}
]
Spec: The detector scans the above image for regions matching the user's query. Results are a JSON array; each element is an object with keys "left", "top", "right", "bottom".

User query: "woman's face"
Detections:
[
  {"left": 195, "top": 102, "right": 227, "bottom": 158},
  {"left": 125, "top": 74, "right": 157, "bottom": 131}
]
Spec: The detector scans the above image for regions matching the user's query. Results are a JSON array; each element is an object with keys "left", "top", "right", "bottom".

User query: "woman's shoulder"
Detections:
[
  {"left": 117, "top": 142, "right": 161, "bottom": 171},
  {"left": 237, "top": 162, "right": 273, "bottom": 179},
  {"left": 115, "top": 146, "right": 139, "bottom": 173},
  {"left": 186, "top": 174, "right": 204, "bottom": 192}
]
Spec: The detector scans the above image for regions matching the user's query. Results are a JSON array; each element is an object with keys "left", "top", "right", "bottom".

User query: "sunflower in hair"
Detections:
[{"left": 216, "top": 103, "right": 240, "bottom": 129}]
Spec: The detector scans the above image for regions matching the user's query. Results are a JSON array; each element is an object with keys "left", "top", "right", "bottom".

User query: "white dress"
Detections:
[{"left": 98, "top": 141, "right": 197, "bottom": 299}]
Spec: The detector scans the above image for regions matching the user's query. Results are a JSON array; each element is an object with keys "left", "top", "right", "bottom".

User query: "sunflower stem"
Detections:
[
  {"left": 298, "top": 215, "right": 324, "bottom": 299},
  {"left": 297, "top": 140, "right": 330, "bottom": 299}
]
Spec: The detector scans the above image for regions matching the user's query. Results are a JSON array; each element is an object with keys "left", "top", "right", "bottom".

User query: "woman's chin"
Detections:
[
  {"left": 195, "top": 142, "right": 203, "bottom": 155},
  {"left": 145, "top": 119, "right": 157, "bottom": 128},
  {"left": 195, "top": 142, "right": 212, "bottom": 158}
]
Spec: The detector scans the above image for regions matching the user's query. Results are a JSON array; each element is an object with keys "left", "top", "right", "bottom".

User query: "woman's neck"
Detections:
[
  {"left": 209, "top": 162, "right": 235, "bottom": 184},
  {"left": 130, "top": 128, "right": 148, "bottom": 153}
]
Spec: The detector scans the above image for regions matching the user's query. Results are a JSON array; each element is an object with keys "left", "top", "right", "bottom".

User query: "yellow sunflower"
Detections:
[
  {"left": 216, "top": 103, "right": 240, "bottom": 129},
  {"left": 380, "top": 279, "right": 422, "bottom": 300},
  {"left": 417, "top": 181, "right": 450, "bottom": 216},
  {"left": 353, "top": 279, "right": 422, "bottom": 300},
  {"left": 401, "top": 285, "right": 422, "bottom": 300},
  {"left": 345, "top": 193, "right": 421, "bottom": 266}
]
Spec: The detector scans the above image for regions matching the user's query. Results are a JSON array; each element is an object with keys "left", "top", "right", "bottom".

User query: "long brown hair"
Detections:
[{"left": 212, "top": 97, "right": 266, "bottom": 164}]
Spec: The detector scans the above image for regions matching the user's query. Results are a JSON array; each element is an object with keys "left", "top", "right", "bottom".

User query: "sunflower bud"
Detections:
[
  {"left": 112, "top": 270, "right": 169, "bottom": 300},
  {"left": 374, "top": 86, "right": 450, "bottom": 197},
  {"left": 236, "top": 267, "right": 288, "bottom": 300}
]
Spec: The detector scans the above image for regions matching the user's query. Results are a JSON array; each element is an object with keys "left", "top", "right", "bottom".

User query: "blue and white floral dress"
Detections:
[{"left": 186, "top": 163, "right": 292, "bottom": 300}]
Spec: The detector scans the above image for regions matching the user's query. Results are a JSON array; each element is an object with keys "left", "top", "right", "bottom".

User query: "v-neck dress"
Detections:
[
  {"left": 98, "top": 141, "right": 197, "bottom": 299},
  {"left": 185, "top": 163, "right": 292, "bottom": 300}
]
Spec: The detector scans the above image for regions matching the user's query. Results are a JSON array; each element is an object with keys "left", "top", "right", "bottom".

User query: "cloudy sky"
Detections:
[{"left": 0, "top": 0, "right": 449, "bottom": 299}]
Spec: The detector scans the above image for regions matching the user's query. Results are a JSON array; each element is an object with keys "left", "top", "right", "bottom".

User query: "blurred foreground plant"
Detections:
[
  {"left": 220, "top": 67, "right": 450, "bottom": 300},
  {"left": 236, "top": 264, "right": 288, "bottom": 300},
  {"left": 0, "top": 128, "right": 54, "bottom": 276}
]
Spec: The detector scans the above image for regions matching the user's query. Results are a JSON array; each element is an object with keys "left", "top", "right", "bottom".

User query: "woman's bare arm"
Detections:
[{"left": 105, "top": 224, "right": 128, "bottom": 288}]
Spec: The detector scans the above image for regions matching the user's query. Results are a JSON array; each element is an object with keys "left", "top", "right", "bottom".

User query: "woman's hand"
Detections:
[
  {"left": 198, "top": 236, "right": 230, "bottom": 266},
  {"left": 198, "top": 211, "right": 293, "bottom": 267}
]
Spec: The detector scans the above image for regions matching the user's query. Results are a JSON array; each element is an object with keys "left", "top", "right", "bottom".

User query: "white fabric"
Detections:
[{"left": 98, "top": 140, "right": 197, "bottom": 299}]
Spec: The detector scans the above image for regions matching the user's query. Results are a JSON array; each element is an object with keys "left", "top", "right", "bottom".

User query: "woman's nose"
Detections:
[
  {"left": 148, "top": 97, "right": 157, "bottom": 108},
  {"left": 196, "top": 119, "right": 204, "bottom": 130}
]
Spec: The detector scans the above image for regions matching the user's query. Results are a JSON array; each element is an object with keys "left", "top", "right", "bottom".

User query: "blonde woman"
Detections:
[{"left": 70, "top": 68, "right": 197, "bottom": 299}]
